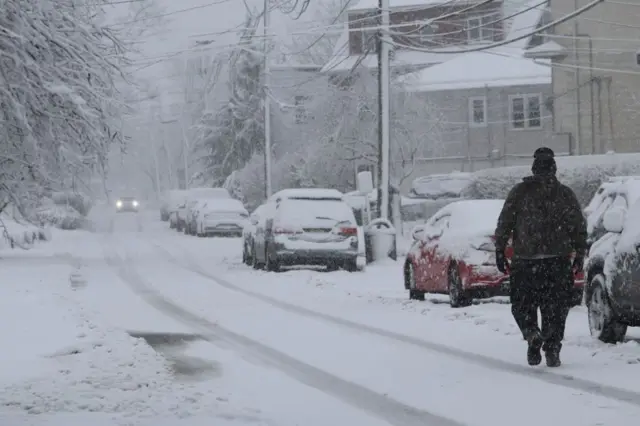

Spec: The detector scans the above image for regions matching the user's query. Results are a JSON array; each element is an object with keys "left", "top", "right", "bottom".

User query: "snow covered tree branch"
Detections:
[{"left": 0, "top": 0, "right": 131, "bottom": 216}]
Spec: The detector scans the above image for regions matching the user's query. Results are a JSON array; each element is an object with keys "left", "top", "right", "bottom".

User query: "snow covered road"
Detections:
[{"left": 3, "top": 210, "right": 640, "bottom": 425}]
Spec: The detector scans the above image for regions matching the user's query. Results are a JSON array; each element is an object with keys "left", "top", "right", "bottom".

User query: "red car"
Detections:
[{"left": 404, "top": 199, "right": 584, "bottom": 308}]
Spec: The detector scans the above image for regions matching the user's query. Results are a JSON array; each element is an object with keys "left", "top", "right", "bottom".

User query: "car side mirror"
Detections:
[
  {"left": 603, "top": 207, "right": 625, "bottom": 233},
  {"left": 411, "top": 226, "right": 425, "bottom": 241},
  {"left": 250, "top": 216, "right": 259, "bottom": 225}
]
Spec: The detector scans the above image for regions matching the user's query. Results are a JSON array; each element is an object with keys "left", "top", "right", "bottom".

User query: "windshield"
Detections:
[{"left": 276, "top": 199, "right": 355, "bottom": 226}]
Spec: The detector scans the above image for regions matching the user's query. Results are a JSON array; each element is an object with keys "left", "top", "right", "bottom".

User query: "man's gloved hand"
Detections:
[
  {"left": 573, "top": 254, "right": 585, "bottom": 274},
  {"left": 496, "top": 249, "right": 509, "bottom": 274}
]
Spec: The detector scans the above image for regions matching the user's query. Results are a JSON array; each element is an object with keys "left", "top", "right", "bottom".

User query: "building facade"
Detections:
[{"left": 528, "top": 0, "right": 640, "bottom": 154}]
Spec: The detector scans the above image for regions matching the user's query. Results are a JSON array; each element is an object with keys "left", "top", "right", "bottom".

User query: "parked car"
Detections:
[
  {"left": 585, "top": 179, "right": 640, "bottom": 343},
  {"left": 160, "top": 190, "right": 187, "bottom": 222},
  {"left": 182, "top": 188, "right": 232, "bottom": 235},
  {"left": 252, "top": 189, "right": 360, "bottom": 272},
  {"left": 243, "top": 204, "right": 269, "bottom": 265},
  {"left": 584, "top": 176, "right": 640, "bottom": 248},
  {"left": 168, "top": 192, "right": 189, "bottom": 230},
  {"left": 404, "top": 199, "right": 585, "bottom": 308},
  {"left": 193, "top": 198, "right": 248, "bottom": 237},
  {"left": 116, "top": 196, "right": 139, "bottom": 213}
]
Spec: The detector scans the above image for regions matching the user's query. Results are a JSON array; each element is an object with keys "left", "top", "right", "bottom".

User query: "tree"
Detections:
[
  {"left": 0, "top": 0, "right": 128, "bottom": 216},
  {"left": 278, "top": 0, "right": 351, "bottom": 66},
  {"left": 195, "top": 15, "right": 265, "bottom": 186}
]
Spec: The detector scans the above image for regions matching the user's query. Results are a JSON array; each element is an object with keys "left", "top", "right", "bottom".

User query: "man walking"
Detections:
[{"left": 494, "top": 147, "right": 587, "bottom": 367}]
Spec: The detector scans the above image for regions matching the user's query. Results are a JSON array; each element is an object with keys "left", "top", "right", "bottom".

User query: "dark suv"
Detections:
[{"left": 585, "top": 180, "right": 640, "bottom": 343}]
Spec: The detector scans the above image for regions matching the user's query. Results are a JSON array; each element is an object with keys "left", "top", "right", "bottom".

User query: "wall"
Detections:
[
  {"left": 550, "top": 0, "right": 640, "bottom": 154},
  {"left": 390, "top": 82, "right": 569, "bottom": 192},
  {"left": 347, "top": 2, "right": 505, "bottom": 55}
]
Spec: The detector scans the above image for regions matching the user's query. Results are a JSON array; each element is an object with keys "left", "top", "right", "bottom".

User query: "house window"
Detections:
[
  {"left": 467, "top": 14, "right": 499, "bottom": 42},
  {"left": 468, "top": 96, "right": 487, "bottom": 127},
  {"left": 509, "top": 94, "right": 543, "bottom": 129},
  {"left": 360, "top": 29, "right": 377, "bottom": 53},
  {"left": 636, "top": 50, "right": 640, "bottom": 66},
  {"left": 294, "top": 95, "right": 310, "bottom": 124},
  {"left": 418, "top": 24, "right": 434, "bottom": 43}
]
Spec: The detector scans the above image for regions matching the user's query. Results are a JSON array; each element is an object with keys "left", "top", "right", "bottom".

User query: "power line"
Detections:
[{"left": 386, "top": 0, "right": 605, "bottom": 54}]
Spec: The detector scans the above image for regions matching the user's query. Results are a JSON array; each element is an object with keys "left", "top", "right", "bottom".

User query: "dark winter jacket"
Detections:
[{"left": 494, "top": 175, "right": 588, "bottom": 259}]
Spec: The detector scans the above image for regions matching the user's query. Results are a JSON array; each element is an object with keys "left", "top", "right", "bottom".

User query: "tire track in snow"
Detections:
[
  {"left": 146, "top": 238, "right": 640, "bottom": 408},
  {"left": 103, "top": 250, "right": 464, "bottom": 426}
]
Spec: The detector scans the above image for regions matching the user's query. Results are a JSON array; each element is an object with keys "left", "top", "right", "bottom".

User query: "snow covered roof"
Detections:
[
  {"left": 349, "top": 0, "right": 453, "bottom": 11},
  {"left": 401, "top": 50, "right": 550, "bottom": 92},
  {"left": 505, "top": 0, "right": 547, "bottom": 51},
  {"left": 524, "top": 41, "right": 567, "bottom": 59}
]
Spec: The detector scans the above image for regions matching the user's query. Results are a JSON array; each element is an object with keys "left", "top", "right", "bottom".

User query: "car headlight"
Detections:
[
  {"left": 116, "top": 201, "right": 122, "bottom": 208},
  {"left": 133, "top": 200, "right": 139, "bottom": 207}
]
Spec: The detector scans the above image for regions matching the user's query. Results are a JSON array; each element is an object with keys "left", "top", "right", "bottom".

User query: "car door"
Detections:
[{"left": 420, "top": 214, "right": 450, "bottom": 292}]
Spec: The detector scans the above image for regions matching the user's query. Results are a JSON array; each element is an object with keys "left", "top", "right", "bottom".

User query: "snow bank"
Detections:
[
  {"left": 463, "top": 153, "right": 640, "bottom": 206},
  {"left": 0, "top": 215, "right": 50, "bottom": 250}
]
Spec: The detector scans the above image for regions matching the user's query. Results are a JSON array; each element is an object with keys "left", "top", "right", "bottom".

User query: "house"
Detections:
[
  {"left": 322, "top": 0, "right": 572, "bottom": 192},
  {"left": 268, "top": 64, "right": 332, "bottom": 157},
  {"left": 526, "top": 0, "right": 640, "bottom": 155}
]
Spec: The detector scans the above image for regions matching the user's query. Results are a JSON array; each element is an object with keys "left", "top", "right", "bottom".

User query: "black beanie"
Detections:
[{"left": 532, "top": 147, "right": 557, "bottom": 175}]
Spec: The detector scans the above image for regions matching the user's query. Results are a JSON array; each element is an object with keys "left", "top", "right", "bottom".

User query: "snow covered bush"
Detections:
[
  {"left": 32, "top": 204, "right": 86, "bottom": 230},
  {"left": 0, "top": 215, "right": 51, "bottom": 250},
  {"left": 463, "top": 153, "right": 640, "bottom": 206},
  {"left": 50, "top": 192, "right": 92, "bottom": 217}
]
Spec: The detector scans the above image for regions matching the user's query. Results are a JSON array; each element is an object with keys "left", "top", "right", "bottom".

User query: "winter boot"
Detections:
[
  {"left": 526, "top": 332, "right": 543, "bottom": 366},
  {"left": 545, "top": 347, "right": 561, "bottom": 367}
]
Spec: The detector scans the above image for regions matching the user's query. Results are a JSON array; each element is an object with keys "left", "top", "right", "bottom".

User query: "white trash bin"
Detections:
[{"left": 366, "top": 218, "right": 397, "bottom": 262}]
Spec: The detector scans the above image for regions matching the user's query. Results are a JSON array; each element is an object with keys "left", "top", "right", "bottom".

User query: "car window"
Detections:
[{"left": 611, "top": 193, "right": 628, "bottom": 210}]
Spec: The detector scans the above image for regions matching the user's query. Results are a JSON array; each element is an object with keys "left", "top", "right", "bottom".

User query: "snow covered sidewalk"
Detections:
[{"left": 0, "top": 251, "right": 273, "bottom": 425}]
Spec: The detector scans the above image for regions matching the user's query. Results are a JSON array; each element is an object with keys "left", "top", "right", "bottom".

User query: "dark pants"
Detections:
[{"left": 510, "top": 257, "right": 574, "bottom": 352}]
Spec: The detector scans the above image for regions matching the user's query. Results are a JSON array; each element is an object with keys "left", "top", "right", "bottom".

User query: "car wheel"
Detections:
[
  {"left": 265, "top": 244, "right": 281, "bottom": 272},
  {"left": 406, "top": 262, "right": 425, "bottom": 301},
  {"left": 448, "top": 263, "right": 471, "bottom": 308},
  {"left": 343, "top": 257, "right": 358, "bottom": 272},
  {"left": 252, "top": 243, "right": 264, "bottom": 270},
  {"left": 587, "top": 273, "right": 627, "bottom": 343}
]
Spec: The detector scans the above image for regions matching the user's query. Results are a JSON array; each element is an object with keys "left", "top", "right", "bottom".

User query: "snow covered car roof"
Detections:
[
  {"left": 270, "top": 188, "right": 344, "bottom": 202},
  {"left": 428, "top": 199, "right": 504, "bottom": 236}
]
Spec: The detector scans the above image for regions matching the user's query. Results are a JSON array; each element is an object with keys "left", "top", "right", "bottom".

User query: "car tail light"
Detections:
[{"left": 339, "top": 227, "right": 358, "bottom": 236}]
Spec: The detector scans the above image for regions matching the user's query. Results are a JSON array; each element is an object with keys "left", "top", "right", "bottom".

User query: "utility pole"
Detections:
[
  {"left": 572, "top": 0, "right": 581, "bottom": 155},
  {"left": 377, "top": 0, "right": 391, "bottom": 219},
  {"left": 263, "top": 0, "right": 273, "bottom": 198}
]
